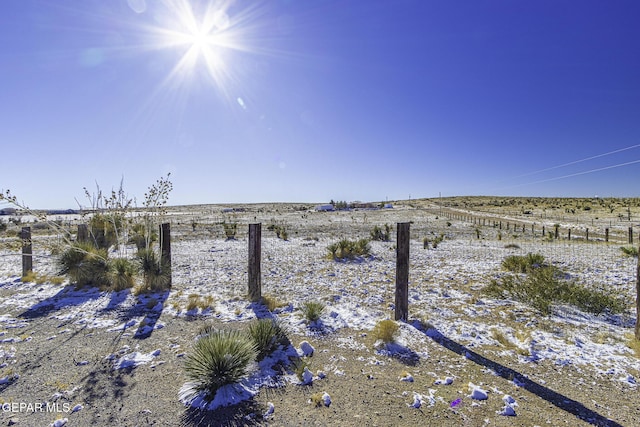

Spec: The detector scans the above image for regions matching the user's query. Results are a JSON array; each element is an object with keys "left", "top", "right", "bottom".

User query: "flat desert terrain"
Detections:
[{"left": 1, "top": 196, "right": 639, "bottom": 426}]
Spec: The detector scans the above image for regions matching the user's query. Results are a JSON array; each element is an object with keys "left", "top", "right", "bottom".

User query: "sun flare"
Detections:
[{"left": 145, "top": 0, "right": 252, "bottom": 96}]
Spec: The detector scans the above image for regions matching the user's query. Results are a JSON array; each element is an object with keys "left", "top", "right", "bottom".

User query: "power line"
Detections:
[
  {"left": 496, "top": 158, "right": 640, "bottom": 191},
  {"left": 511, "top": 143, "right": 640, "bottom": 180}
]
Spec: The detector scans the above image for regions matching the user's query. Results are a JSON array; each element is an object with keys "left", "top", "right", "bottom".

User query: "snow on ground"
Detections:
[{"left": 1, "top": 222, "right": 639, "bottom": 411}]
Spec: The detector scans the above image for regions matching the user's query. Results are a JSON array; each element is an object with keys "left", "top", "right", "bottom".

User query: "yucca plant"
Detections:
[
  {"left": 183, "top": 330, "right": 257, "bottom": 402},
  {"left": 502, "top": 253, "right": 546, "bottom": 273},
  {"left": 247, "top": 319, "right": 290, "bottom": 361},
  {"left": 106, "top": 257, "right": 137, "bottom": 291},
  {"left": 137, "top": 248, "right": 171, "bottom": 292},
  {"left": 128, "top": 222, "right": 157, "bottom": 251},
  {"left": 301, "top": 301, "right": 325, "bottom": 322},
  {"left": 222, "top": 221, "right": 238, "bottom": 240},
  {"left": 326, "top": 238, "right": 371, "bottom": 260},
  {"left": 58, "top": 241, "right": 109, "bottom": 287},
  {"left": 370, "top": 224, "right": 392, "bottom": 241}
]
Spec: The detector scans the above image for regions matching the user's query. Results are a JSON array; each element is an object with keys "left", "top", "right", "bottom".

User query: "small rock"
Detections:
[{"left": 298, "top": 341, "right": 314, "bottom": 357}]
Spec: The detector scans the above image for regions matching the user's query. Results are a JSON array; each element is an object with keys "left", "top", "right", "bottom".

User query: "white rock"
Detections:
[
  {"left": 468, "top": 382, "right": 488, "bottom": 400},
  {"left": 400, "top": 373, "right": 414, "bottom": 382},
  {"left": 322, "top": 392, "right": 331, "bottom": 407},
  {"left": 499, "top": 405, "right": 517, "bottom": 416},
  {"left": 263, "top": 402, "right": 275, "bottom": 418},
  {"left": 298, "top": 341, "right": 314, "bottom": 357},
  {"left": 435, "top": 376, "right": 453, "bottom": 385},
  {"left": 301, "top": 367, "right": 313, "bottom": 385},
  {"left": 50, "top": 419, "right": 68, "bottom": 427}
]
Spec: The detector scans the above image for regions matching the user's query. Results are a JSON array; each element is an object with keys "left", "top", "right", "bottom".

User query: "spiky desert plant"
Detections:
[
  {"left": 370, "top": 224, "right": 392, "bottom": 241},
  {"left": 502, "top": 253, "right": 546, "bottom": 273},
  {"left": 222, "top": 221, "right": 238, "bottom": 240},
  {"left": 58, "top": 241, "right": 109, "bottom": 287},
  {"left": 327, "top": 238, "right": 371, "bottom": 260},
  {"left": 183, "top": 330, "right": 257, "bottom": 402},
  {"left": 301, "top": 301, "right": 325, "bottom": 322},
  {"left": 137, "top": 248, "right": 171, "bottom": 292},
  {"left": 372, "top": 319, "right": 399, "bottom": 343},
  {"left": 247, "top": 319, "right": 290, "bottom": 361},
  {"left": 106, "top": 257, "right": 137, "bottom": 291},
  {"left": 128, "top": 222, "right": 157, "bottom": 251}
]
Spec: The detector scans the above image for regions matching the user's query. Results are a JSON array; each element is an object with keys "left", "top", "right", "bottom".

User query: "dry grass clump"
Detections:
[
  {"left": 186, "top": 294, "right": 214, "bottom": 311},
  {"left": 261, "top": 294, "right": 287, "bottom": 311},
  {"left": 300, "top": 301, "right": 325, "bottom": 322},
  {"left": 372, "top": 319, "right": 399, "bottom": 343}
]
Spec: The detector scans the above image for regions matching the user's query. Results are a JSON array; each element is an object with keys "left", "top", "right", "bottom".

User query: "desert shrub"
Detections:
[
  {"left": 89, "top": 213, "right": 123, "bottom": 250},
  {"left": 370, "top": 224, "right": 392, "bottom": 242},
  {"left": 106, "top": 257, "right": 137, "bottom": 291},
  {"left": 137, "top": 248, "right": 171, "bottom": 292},
  {"left": 484, "top": 264, "right": 626, "bottom": 316},
  {"left": 501, "top": 253, "right": 546, "bottom": 273},
  {"left": 58, "top": 242, "right": 109, "bottom": 287},
  {"left": 301, "top": 301, "right": 325, "bottom": 322},
  {"left": 267, "top": 224, "right": 289, "bottom": 240},
  {"left": 372, "top": 319, "right": 399, "bottom": 343},
  {"left": 422, "top": 237, "right": 429, "bottom": 249},
  {"left": 326, "top": 238, "right": 370, "bottom": 260},
  {"left": 128, "top": 222, "right": 157, "bottom": 251},
  {"left": 431, "top": 234, "right": 445, "bottom": 249},
  {"left": 183, "top": 330, "right": 257, "bottom": 402},
  {"left": 504, "top": 243, "right": 520, "bottom": 249},
  {"left": 0, "top": 221, "right": 7, "bottom": 233},
  {"left": 247, "top": 319, "right": 289, "bottom": 361},
  {"left": 620, "top": 246, "right": 639, "bottom": 257},
  {"left": 222, "top": 221, "right": 238, "bottom": 240},
  {"left": 261, "top": 294, "right": 286, "bottom": 311}
]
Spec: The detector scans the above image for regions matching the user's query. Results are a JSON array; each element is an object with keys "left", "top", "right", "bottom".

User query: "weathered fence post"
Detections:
[
  {"left": 77, "top": 224, "right": 88, "bottom": 242},
  {"left": 542, "top": 226, "right": 546, "bottom": 237},
  {"left": 605, "top": 228, "right": 609, "bottom": 243},
  {"left": 568, "top": 229, "right": 571, "bottom": 240},
  {"left": 554, "top": 225, "right": 559, "bottom": 239},
  {"left": 160, "top": 223, "right": 172, "bottom": 286},
  {"left": 395, "top": 222, "right": 410, "bottom": 322},
  {"left": 629, "top": 227, "right": 633, "bottom": 244},
  {"left": 248, "top": 223, "right": 262, "bottom": 302},
  {"left": 21, "top": 226, "right": 32, "bottom": 277},
  {"left": 586, "top": 228, "right": 589, "bottom": 241},
  {"left": 636, "top": 242, "right": 640, "bottom": 340}
]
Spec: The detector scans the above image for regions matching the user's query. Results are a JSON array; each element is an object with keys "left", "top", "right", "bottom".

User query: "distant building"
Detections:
[
  {"left": 315, "top": 204, "right": 335, "bottom": 212},
  {"left": 0, "top": 208, "right": 17, "bottom": 215},
  {"left": 384, "top": 203, "right": 393, "bottom": 209}
]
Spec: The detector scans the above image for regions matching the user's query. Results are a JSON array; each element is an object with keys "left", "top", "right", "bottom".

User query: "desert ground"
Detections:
[{"left": 1, "top": 196, "right": 639, "bottom": 427}]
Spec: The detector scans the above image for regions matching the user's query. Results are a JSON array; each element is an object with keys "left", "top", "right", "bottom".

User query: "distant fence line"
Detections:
[
  {"left": 434, "top": 209, "right": 634, "bottom": 245},
  {"left": 12, "top": 220, "right": 640, "bottom": 324}
]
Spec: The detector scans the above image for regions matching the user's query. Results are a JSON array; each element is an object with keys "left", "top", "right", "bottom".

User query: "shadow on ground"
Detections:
[
  {"left": 181, "top": 401, "right": 268, "bottom": 427},
  {"left": 422, "top": 325, "right": 623, "bottom": 427}
]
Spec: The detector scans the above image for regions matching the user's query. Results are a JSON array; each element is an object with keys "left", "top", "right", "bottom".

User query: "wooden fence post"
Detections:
[
  {"left": 554, "top": 225, "right": 559, "bottom": 239},
  {"left": 21, "top": 227, "right": 32, "bottom": 277},
  {"left": 629, "top": 227, "right": 633, "bottom": 244},
  {"left": 248, "top": 223, "right": 262, "bottom": 302},
  {"left": 568, "top": 229, "right": 571, "bottom": 240},
  {"left": 395, "top": 222, "right": 410, "bottom": 322},
  {"left": 605, "top": 228, "right": 609, "bottom": 243},
  {"left": 635, "top": 243, "right": 640, "bottom": 339},
  {"left": 77, "top": 224, "right": 88, "bottom": 242},
  {"left": 586, "top": 228, "right": 589, "bottom": 241},
  {"left": 160, "top": 223, "right": 172, "bottom": 286}
]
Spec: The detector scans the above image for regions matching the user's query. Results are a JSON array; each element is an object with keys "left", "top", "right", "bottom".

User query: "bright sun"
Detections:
[{"left": 149, "top": 0, "right": 243, "bottom": 92}]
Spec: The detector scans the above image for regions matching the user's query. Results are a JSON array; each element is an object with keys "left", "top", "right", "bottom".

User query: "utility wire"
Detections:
[{"left": 496, "top": 158, "right": 640, "bottom": 191}]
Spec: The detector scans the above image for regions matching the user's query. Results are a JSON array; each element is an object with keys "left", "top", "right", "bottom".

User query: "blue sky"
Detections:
[{"left": 1, "top": 0, "right": 639, "bottom": 208}]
